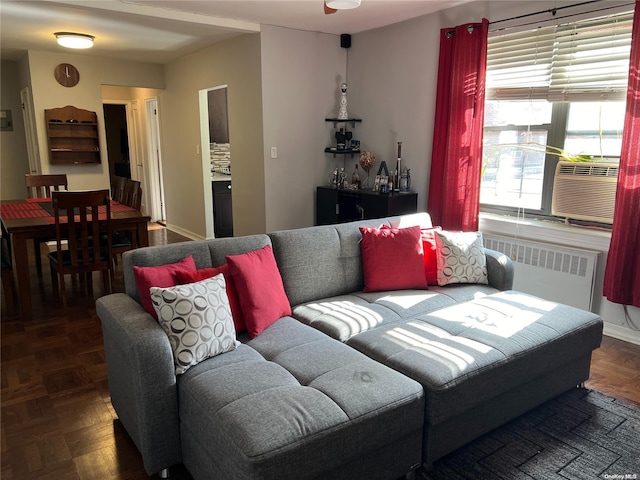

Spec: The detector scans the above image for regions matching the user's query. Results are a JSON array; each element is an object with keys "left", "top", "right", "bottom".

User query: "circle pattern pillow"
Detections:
[
  {"left": 150, "top": 274, "right": 239, "bottom": 374},
  {"left": 434, "top": 230, "right": 488, "bottom": 286}
]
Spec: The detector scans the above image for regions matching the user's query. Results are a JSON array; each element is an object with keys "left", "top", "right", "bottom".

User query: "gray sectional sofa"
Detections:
[{"left": 96, "top": 212, "right": 603, "bottom": 479}]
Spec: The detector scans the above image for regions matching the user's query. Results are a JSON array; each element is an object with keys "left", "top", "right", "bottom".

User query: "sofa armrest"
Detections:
[
  {"left": 96, "top": 294, "right": 181, "bottom": 476},
  {"left": 485, "top": 248, "right": 514, "bottom": 291}
]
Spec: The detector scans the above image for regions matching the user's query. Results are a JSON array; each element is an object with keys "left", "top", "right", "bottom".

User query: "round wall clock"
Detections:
[{"left": 54, "top": 63, "right": 80, "bottom": 87}]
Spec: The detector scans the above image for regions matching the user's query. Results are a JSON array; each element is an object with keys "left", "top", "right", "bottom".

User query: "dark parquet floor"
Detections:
[{"left": 1, "top": 224, "right": 639, "bottom": 479}]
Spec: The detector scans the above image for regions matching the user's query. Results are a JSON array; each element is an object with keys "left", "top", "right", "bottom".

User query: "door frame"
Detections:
[
  {"left": 20, "top": 87, "right": 40, "bottom": 175},
  {"left": 198, "top": 86, "right": 229, "bottom": 239},
  {"left": 145, "top": 97, "right": 166, "bottom": 223}
]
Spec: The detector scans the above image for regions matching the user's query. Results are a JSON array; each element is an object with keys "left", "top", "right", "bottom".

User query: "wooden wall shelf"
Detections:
[{"left": 45, "top": 106, "right": 101, "bottom": 165}]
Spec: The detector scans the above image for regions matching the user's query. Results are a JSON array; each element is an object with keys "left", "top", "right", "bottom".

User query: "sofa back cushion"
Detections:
[
  {"left": 123, "top": 234, "right": 271, "bottom": 305},
  {"left": 269, "top": 213, "right": 433, "bottom": 307}
]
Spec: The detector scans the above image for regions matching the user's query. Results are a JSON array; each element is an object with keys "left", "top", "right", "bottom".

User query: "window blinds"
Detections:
[{"left": 486, "top": 11, "right": 633, "bottom": 101}]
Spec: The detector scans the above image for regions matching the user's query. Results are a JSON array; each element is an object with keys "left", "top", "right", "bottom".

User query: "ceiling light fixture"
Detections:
[
  {"left": 54, "top": 32, "right": 95, "bottom": 49},
  {"left": 325, "top": 0, "right": 361, "bottom": 10}
]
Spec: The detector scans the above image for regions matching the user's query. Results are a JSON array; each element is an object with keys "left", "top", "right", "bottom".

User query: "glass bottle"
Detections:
[{"left": 351, "top": 164, "right": 361, "bottom": 189}]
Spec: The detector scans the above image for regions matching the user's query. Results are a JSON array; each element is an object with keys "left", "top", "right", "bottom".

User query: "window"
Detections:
[{"left": 481, "top": 11, "right": 633, "bottom": 220}]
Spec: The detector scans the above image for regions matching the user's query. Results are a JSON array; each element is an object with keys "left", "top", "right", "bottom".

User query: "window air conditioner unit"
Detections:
[{"left": 551, "top": 161, "right": 619, "bottom": 223}]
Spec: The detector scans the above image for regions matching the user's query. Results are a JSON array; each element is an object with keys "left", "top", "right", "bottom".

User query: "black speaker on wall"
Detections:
[{"left": 340, "top": 34, "right": 351, "bottom": 49}]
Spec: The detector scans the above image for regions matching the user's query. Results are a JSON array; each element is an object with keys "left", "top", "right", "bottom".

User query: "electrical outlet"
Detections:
[{"left": 270, "top": 146, "right": 278, "bottom": 159}]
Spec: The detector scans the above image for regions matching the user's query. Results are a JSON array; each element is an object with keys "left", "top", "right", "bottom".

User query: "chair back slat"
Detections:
[{"left": 25, "top": 174, "right": 68, "bottom": 199}]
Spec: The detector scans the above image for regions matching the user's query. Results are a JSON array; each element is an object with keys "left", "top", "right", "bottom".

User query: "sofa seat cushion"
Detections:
[
  {"left": 344, "top": 290, "right": 603, "bottom": 426},
  {"left": 292, "top": 284, "right": 499, "bottom": 342},
  {"left": 178, "top": 318, "right": 424, "bottom": 480}
]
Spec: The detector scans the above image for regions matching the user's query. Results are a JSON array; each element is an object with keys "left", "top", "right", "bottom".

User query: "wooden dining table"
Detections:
[{"left": 1, "top": 197, "right": 151, "bottom": 318}]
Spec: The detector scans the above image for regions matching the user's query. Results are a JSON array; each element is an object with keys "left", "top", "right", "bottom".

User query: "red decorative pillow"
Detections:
[
  {"left": 174, "top": 264, "right": 246, "bottom": 334},
  {"left": 226, "top": 245, "right": 291, "bottom": 338},
  {"left": 133, "top": 255, "right": 196, "bottom": 319},
  {"left": 359, "top": 225, "right": 427, "bottom": 292},
  {"left": 421, "top": 226, "right": 443, "bottom": 286}
]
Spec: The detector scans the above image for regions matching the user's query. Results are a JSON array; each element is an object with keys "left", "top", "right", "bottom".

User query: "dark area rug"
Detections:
[{"left": 421, "top": 388, "right": 640, "bottom": 480}]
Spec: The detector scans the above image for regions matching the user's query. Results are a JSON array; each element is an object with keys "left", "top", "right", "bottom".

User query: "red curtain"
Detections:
[
  {"left": 603, "top": 0, "right": 640, "bottom": 307},
  {"left": 427, "top": 19, "right": 489, "bottom": 231}
]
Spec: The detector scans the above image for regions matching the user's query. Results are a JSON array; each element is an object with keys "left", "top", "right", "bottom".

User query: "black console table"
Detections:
[{"left": 316, "top": 186, "right": 418, "bottom": 225}]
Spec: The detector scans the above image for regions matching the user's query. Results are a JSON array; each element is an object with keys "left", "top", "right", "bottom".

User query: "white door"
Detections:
[
  {"left": 145, "top": 98, "right": 166, "bottom": 223},
  {"left": 20, "top": 87, "right": 40, "bottom": 174}
]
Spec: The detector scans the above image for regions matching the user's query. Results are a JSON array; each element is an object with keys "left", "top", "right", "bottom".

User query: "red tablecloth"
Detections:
[{"left": 0, "top": 199, "right": 136, "bottom": 222}]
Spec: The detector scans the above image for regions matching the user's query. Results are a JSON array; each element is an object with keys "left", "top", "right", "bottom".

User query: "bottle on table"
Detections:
[{"left": 351, "top": 164, "right": 361, "bottom": 189}]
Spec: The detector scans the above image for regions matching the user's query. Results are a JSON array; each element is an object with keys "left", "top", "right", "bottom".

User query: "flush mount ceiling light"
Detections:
[
  {"left": 54, "top": 32, "right": 95, "bottom": 49},
  {"left": 325, "top": 0, "right": 361, "bottom": 10}
]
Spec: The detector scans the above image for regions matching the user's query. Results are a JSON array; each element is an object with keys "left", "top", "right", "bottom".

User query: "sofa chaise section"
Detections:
[{"left": 344, "top": 290, "right": 603, "bottom": 464}]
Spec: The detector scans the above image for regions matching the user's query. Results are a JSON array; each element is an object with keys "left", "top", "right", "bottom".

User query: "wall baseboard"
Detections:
[
  {"left": 603, "top": 322, "right": 640, "bottom": 346},
  {"left": 165, "top": 223, "right": 204, "bottom": 241}
]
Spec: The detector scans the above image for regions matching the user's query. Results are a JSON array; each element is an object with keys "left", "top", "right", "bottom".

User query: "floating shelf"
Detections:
[{"left": 325, "top": 118, "right": 362, "bottom": 128}]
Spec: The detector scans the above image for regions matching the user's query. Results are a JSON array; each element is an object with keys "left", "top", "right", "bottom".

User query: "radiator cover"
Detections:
[{"left": 484, "top": 233, "right": 600, "bottom": 311}]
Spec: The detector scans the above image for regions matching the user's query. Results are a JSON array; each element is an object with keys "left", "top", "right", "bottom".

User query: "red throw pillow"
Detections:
[
  {"left": 421, "top": 226, "right": 443, "bottom": 286},
  {"left": 359, "top": 225, "right": 427, "bottom": 292},
  {"left": 133, "top": 255, "right": 196, "bottom": 319},
  {"left": 226, "top": 245, "right": 291, "bottom": 338},
  {"left": 174, "top": 264, "right": 246, "bottom": 334}
]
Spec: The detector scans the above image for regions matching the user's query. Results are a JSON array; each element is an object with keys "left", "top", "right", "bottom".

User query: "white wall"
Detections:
[
  {"left": 260, "top": 25, "right": 347, "bottom": 232},
  {"left": 0, "top": 61, "right": 30, "bottom": 200},
  {"left": 161, "top": 33, "right": 264, "bottom": 238},
  {"left": 347, "top": 15, "right": 441, "bottom": 213},
  {"left": 25, "top": 50, "right": 165, "bottom": 191}
]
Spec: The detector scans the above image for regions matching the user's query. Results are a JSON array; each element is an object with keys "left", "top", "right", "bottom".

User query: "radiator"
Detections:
[{"left": 483, "top": 234, "right": 600, "bottom": 311}]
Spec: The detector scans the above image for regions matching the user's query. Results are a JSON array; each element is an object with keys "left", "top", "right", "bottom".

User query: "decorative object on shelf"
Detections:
[
  {"left": 351, "top": 163, "right": 361, "bottom": 189},
  {"left": 359, "top": 151, "right": 376, "bottom": 189},
  {"left": 375, "top": 160, "right": 390, "bottom": 192},
  {"left": 339, "top": 168, "right": 348, "bottom": 189},
  {"left": 399, "top": 167, "right": 410, "bottom": 192},
  {"left": 335, "top": 128, "right": 346, "bottom": 150},
  {"left": 324, "top": 118, "right": 361, "bottom": 157},
  {"left": 329, "top": 167, "right": 338, "bottom": 188},
  {"left": 54, "top": 63, "right": 80, "bottom": 87},
  {"left": 338, "top": 82, "right": 348, "bottom": 119},
  {"left": 395, "top": 142, "right": 402, "bottom": 192},
  {"left": 345, "top": 129, "right": 353, "bottom": 149}
]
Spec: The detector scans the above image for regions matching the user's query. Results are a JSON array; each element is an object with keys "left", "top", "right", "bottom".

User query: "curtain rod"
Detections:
[
  {"left": 489, "top": 0, "right": 602, "bottom": 25},
  {"left": 488, "top": 0, "right": 634, "bottom": 32}
]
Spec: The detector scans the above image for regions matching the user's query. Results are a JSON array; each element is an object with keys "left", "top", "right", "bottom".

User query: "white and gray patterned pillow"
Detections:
[
  {"left": 435, "top": 230, "right": 488, "bottom": 286},
  {"left": 150, "top": 274, "right": 239, "bottom": 375}
]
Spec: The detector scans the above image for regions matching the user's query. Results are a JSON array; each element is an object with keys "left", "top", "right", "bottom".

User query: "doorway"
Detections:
[
  {"left": 103, "top": 104, "right": 131, "bottom": 179},
  {"left": 199, "top": 85, "right": 233, "bottom": 238}
]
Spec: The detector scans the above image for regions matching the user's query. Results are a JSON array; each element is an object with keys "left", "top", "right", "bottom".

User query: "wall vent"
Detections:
[{"left": 551, "top": 161, "right": 618, "bottom": 223}]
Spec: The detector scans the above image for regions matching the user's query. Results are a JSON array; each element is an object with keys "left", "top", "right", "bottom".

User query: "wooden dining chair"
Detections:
[
  {"left": 48, "top": 190, "right": 113, "bottom": 308},
  {"left": 110, "top": 176, "right": 127, "bottom": 204},
  {"left": 25, "top": 174, "right": 69, "bottom": 276},
  {"left": 25, "top": 173, "right": 68, "bottom": 199},
  {"left": 122, "top": 179, "right": 142, "bottom": 210}
]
